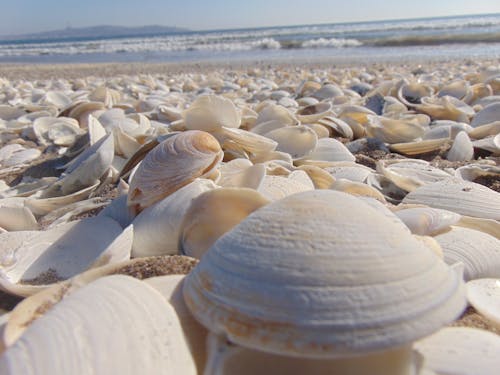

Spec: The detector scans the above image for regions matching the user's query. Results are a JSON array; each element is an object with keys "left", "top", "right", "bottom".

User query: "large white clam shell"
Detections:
[
  {"left": 0, "top": 275, "right": 197, "bottom": 374},
  {"left": 183, "top": 95, "right": 241, "bottom": 131},
  {"left": 257, "top": 172, "right": 314, "bottom": 201},
  {"left": 127, "top": 130, "right": 223, "bottom": 214},
  {"left": 415, "top": 327, "right": 500, "bottom": 375},
  {"left": 0, "top": 199, "right": 37, "bottom": 231},
  {"left": 471, "top": 102, "right": 500, "bottom": 127},
  {"left": 295, "top": 137, "right": 355, "bottom": 165},
  {"left": 366, "top": 115, "right": 425, "bottom": 144},
  {"left": 218, "top": 159, "right": 266, "bottom": 189},
  {"left": 183, "top": 190, "right": 465, "bottom": 358},
  {"left": 131, "top": 179, "right": 216, "bottom": 257},
  {"left": 403, "top": 178, "right": 500, "bottom": 220},
  {"left": 435, "top": 227, "right": 500, "bottom": 281},
  {"left": 0, "top": 216, "right": 131, "bottom": 297}
]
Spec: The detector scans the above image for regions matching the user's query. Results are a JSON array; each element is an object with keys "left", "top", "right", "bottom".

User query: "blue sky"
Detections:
[{"left": 1, "top": 0, "right": 500, "bottom": 35}]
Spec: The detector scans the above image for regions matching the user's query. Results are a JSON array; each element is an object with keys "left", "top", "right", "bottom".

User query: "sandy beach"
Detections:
[{"left": 0, "top": 54, "right": 499, "bottom": 373}]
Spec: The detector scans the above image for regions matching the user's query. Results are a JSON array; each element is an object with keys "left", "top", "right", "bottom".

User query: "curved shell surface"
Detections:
[
  {"left": 402, "top": 178, "right": 500, "bottom": 220},
  {"left": 466, "top": 278, "right": 500, "bottom": 327},
  {"left": 0, "top": 275, "right": 197, "bottom": 374},
  {"left": 127, "top": 130, "right": 223, "bottom": 214},
  {"left": 183, "top": 95, "right": 241, "bottom": 131},
  {"left": 435, "top": 227, "right": 500, "bottom": 281},
  {"left": 183, "top": 190, "right": 465, "bottom": 358},
  {"left": 414, "top": 327, "right": 500, "bottom": 375}
]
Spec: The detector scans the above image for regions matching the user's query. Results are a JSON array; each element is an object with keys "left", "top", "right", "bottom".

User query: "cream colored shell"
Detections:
[{"left": 183, "top": 190, "right": 465, "bottom": 358}]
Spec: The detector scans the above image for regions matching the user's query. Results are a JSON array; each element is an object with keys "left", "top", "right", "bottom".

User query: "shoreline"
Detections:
[{"left": 1, "top": 56, "right": 499, "bottom": 80}]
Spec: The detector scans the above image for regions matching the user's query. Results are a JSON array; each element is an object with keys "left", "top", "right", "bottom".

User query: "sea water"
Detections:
[{"left": 1, "top": 13, "right": 500, "bottom": 64}]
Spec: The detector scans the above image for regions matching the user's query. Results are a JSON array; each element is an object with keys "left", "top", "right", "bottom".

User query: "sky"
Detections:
[{"left": 1, "top": 0, "right": 500, "bottom": 35}]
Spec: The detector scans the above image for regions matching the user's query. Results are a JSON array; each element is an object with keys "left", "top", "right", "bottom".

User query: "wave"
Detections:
[{"left": 369, "top": 32, "right": 500, "bottom": 47}]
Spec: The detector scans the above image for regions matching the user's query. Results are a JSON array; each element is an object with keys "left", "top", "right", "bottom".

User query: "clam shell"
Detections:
[
  {"left": 466, "top": 279, "right": 500, "bottom": 327},
  {"left": 218, "top": 159, "right": 266, "bottom": 189},
  {"left": 183, "top": 190, "right": 465, "bottom": 358},
  {"left": 389, "top": 138, "right": 450, "bottom": 156},
  {"left": 180, "top": 188, "right": 269, "bottom": 259},
  {"left": 257, "top": 172, "right": 314, "bottom": 201},
  {"left": 58, "top": 133, "right": 114, "bottom": 195},
  {"left": 366, "top": 115, "right": 425, "bottom": 144},
  {"left": 316, "top": 116, "right": 354, "bottom": 139},
  {"left": 0, "top": 275, "right": 197, "bottom": 374},
  {"left": 456, "top": 215, "right": 500, "bottom": 240},
  {"left": 402, "top": 178, "right": 500, "bottom": 220},
  {"left": 331, "top": 178, "right": 386, "bottom": 202},
  {"left": 214, "top": 127, "right": 277, "bottom": 156},
  {"left": 471, "top": 102, "right": 500, "bottom": 127},
  {"left": 377, "top": 159, "right": 452, "bottom": 192},
  {"left": 0, "top": 199, "right": 37, "bottom": 231},
  {"left": 417, "top": 96, "right": 474, "bottom": 122},
  {"left": 395, "top": 207, "right": 461, "bottom": 236},
  {"left": 295, "top": 138, "right": 355, "bottom": 165},
  {"left": 131, "top": 179, "right": 216, "bottom": 257},
  {"left": 397, "top": 81, "right": 433, "bottom": 106},
  {"left": 446, "top": 130, "right": 474, "bottom": 161},
  {"left": 415, "top": 327, "right": 500, "bottom": 375},
  {"left": 264, "top": 125, "right": 318, "bottom": 159},
  {"left": 184, "top": 95, "right": 241, "bottom": 131},
  {"left": 435, "top": 227, "right": 500, "bottom": 281},
  {"left": 296, "top": 102, "right": 334, "bottom": 123},
  {"left": 253, "top": 104, "right": 297, "bottom": 127},
  {"left": 0, "top": 216, "right": 131, "bottom": 297},
  {"left": 127, "top": 130, "right": 223, "bottom": 214},
  {"left": 145, "top": 275, "right": 208, "bottom": 373}
]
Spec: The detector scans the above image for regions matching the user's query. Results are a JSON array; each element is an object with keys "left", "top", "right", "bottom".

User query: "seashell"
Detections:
[
  {"left": 250, "top": 150, "right": 293, "bottom": 164},
  {"left": 0, "top": 144, "right": 24, "bottom": 163},
  {"left": 144, "top": 275, "right": 208, "bottom": 373},
  {"left": 422, "top": 125, "right": 452, "bottom": 140},
  {"left": 295, "top": 138, "right": 355, "bottom": 165},
  {"left": 468, "top": 120, "right": 500, "bottom": 139},
  {"left": 389, "top": 138, "right": 450, "bottom": 156},
  {"left": 337, "top": 105, "right": 375, "bottom": 139},
  {"left": 33, "top": 116, "right": 83, "bottom": 146},
  {"left": 254, "top": 104, "right": 297, "bottom": 127},
  {"left": 472, "top": 134, "right": 500, "bottom": 154},
  {"left": 218, "top": 159, "right": 265, "bottom": 189},
  {"left": 296, "top": 102, "right": 334, "bottom": 123},
  {"left": 127, "top": 131, "right": 223, "bottom": 214},
  {"left": 471, "top": 102, "right": 500, "bottom": 127},
  {"left": 395, "top": 207, "right": 461, "bottom": 236},
  {"left": 296, "top": 97, "right": 319, "bottom": 107},
  {"left": 466, "top": 279, "right": 500, "bottom": 327},
  {"left": 366, "top": 115, "right": 425, "bottom": 144},
  {"left": 415, "top": 327, "right": 500, "bottom": 375},
  {"left": 296, "top": 165, "right": 335, "bottom": 189},
  {"left": 377, "top": 159, "right": 452, "bottom": 192},
  {"left": 183, "top": 95, "right": 240, "bottom": 131},
  {"left": 183, "top": 190, "right": 465, "bottom": 359},
  {"left": 446, "top": 130, "right": 474, "bottom": 161},
  {"left": 56, "top": 133, "right": 114, "bottom": 195},
  {"left": 257, "top": 173, "right": 314, "bottom": 201},
  {"left": 180, "top": 188, "right": 269, "bottom": 259},
  {"left": 302, "top": 123, "right": 330, "bottom": 139},
  {"left": 402, "top": 178, "right": 500, "bottom": 220},
  {"left": 465, "top": 83, "right": 493, "bottom": 105},
  {"left": 89, "top": 85, "right": 121, "bottom": 106},
  {"left": 296, "top": 81, "right": 322, "bottom": 97},
  {"left": 25, "top": 181, "right": 99, "bottom": 216},
  {"left": 397, "top": 81, "right": 433, "bottom": 106},
  {"left": 416, "top": 96, "right": 475, "bottom": 122},
  {"left": 41, "top": 91, "right": 72, "bottom": 109},
  {"left": 0, "top": 275, "right": 197, "bottom": 374},
  {"left": 325, "top": 162, "right": 374, "bottom": 182},
  {"left": 0, "top": 199, "right": 37, "bottom": 231},
  {"left": 438, "top": 80, "right": 470, "bottom": 100},
  {"left": 331, "top": 178, "right": 386, "bottom": 202},
  {"left": 264, "top": 125, "right": 318, "bottom": 159},
  {"left": 435, "top": 227, "right": 500, "bottom": 281},
  {"left": 1, "top": 148, "right": 41, "bottom": 168},
  {"left": 40, "top": 198, "right": 109, "bottom": 228},
  {"left": 214, "top": 126, "right": 277, "bottom": 156},
  {"left": 0, "top": 177, "right": 57, "bottom": 199},
  {"left": 0, "top": 216, "right": 131, "bottom": 296},
  {"left": 131, "top": 179, "right": 216, "bottom": 257},
  {"left": 456, "top": 215, "right": 500, "bottom": 240},
  {"left": 312, "top": 83, "right": 343, "bottom": 100},
  {"left": 0, "top": 106, "right": 26, "bottom": 121},
  {"left": 316, "top": 116, "right": 354, "bottom": 139}
]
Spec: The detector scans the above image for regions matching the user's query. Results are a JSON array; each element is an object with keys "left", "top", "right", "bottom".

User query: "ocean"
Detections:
[{"left": 1, "top": 13, "right": 500, "bottom": 64}]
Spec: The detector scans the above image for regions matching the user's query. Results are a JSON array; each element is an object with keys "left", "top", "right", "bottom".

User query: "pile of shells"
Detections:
[{"left": 0, "top": 60, "right": 499, "bottom": 374}]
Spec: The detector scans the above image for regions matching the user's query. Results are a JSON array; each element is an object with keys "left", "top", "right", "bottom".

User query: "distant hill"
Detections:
[{"left": 0, "top": 25, "right": 189, "bottom": 41}]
